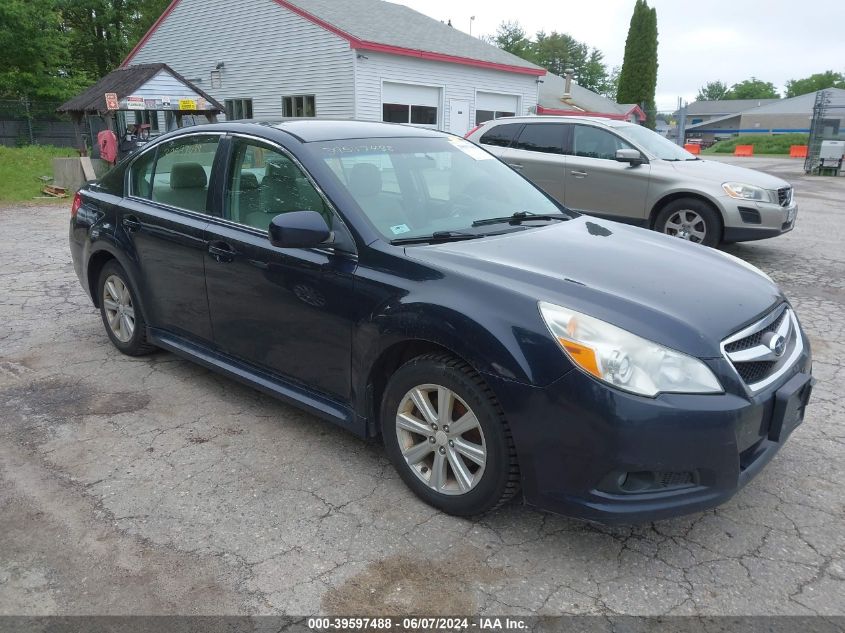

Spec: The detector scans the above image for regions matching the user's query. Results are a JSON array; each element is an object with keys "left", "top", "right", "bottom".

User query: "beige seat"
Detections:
[
  {"left": 156, "top": 162, "right": 208, "bottom": 212},
  {"left": 347, "top": 163, "right": 409, "bottom": 232}
]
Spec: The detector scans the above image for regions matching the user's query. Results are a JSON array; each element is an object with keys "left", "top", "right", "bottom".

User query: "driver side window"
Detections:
[
  {"left": 225, "top": 140, "right": 330, "bottom": 231},
  {"left": 571, "top": 125, "right": 634, "bottom": 160}
]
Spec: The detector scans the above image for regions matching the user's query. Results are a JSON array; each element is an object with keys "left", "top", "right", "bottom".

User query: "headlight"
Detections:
[
  {"left": 538, "top": 302, "right": 723, "bottom": 397},
  {"left": 723, "top": 182, "right": 773, "bottom": 203}
]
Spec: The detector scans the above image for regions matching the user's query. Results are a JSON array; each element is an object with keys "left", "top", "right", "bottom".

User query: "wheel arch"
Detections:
[
  {"left": 86, "top": 250, "right": 118, "bottom": 308},
  {"left": 649, "top": 192, "right": 724, "bottom": 234},
  {"left": 364, "top": 339, "right": 476, "bottom": 437}
]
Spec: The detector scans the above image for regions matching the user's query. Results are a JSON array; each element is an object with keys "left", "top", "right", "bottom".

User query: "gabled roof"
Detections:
[
  {"left": 685, "top": 98, "right": 779, "bottom": 116},
  {"left": 686, "top": 88, "right": 845, "bottom": 129},
  {"left": 124, "top": 0, "right": 546, "bottom": 76},
  {"left": 57, "top": 63, "right": 224, "bottom": 114},
  {"left": 538, "top": 73, "right": 645, "bottom": 121}
]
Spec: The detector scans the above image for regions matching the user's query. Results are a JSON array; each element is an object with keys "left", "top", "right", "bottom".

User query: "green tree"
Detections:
[
  {"left": 785, "top": 71, "right": 845, "bottom": 97},
  {"left": 531, "top": 31, "right": 589, "bottom": 78},
  {"left": 616, "top": 0, "right": 659, "bottom": 128},
  {"left": 492, "top": 21, "right": 532, "bottom": 59},
  {"left": 696, "top": 81, "right": 728, "bottom": 101},
  {"left": 0, "top": 0, "right": 85, "bottom": 99},
  {"left": 724, "top": 77, "right": 779, "bottom": 99},
  {"left": 578, "top": 48, "right": 611, "bottom": 95}
]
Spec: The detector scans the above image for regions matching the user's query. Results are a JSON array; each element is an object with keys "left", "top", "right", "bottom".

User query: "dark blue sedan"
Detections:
[{"left": 69, "top": 120, "right": 813, "bottom": 523}]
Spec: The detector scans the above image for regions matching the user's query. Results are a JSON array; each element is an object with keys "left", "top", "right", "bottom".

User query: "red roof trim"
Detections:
[
  {"left": 354, "top": 41, "right": 545, "bottom": 75},
  {"left": 122, "top": 0, "right": 182, "bottom": 66},
  {"left": 123, "top": 0, "right": 545, "bottom": 75}
]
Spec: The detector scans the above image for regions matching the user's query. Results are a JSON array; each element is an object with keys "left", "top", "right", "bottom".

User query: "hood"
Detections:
[
  {"left": 667, "top": 158, "right": 790, "bottom": 190},
  {"left": 405, "top": 218, "right": 784, "bottom": 358}
]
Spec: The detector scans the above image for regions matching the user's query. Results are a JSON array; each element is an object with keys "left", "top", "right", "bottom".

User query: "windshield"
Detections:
[
  {"left": 312, "top": 136, "right": 568, "bottom": 241},
  {"left": 617, "top": 124, "right": 697, "bottom": 161}
]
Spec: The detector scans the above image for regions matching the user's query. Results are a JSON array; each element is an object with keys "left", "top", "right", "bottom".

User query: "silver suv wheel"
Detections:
[{"left": 664, "top": 209, "right": 707, "bottom": 243}]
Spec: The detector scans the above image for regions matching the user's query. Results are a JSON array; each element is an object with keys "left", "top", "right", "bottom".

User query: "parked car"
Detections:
[
  {"left": 466, "top": 116, "right": 798, "bottom": 247},
  {"left": 69, "top": 120, "right": 813, "bottom": 523}
]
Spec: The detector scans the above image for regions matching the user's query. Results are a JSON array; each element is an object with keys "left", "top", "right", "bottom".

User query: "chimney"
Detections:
[{"left": 563, "top": 69, "right": 574, "bottom": 98}]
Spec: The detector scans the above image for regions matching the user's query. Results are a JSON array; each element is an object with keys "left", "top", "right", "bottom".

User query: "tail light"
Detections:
[{"left": 71, "top": 191, "right": 82, "bottom": 218}]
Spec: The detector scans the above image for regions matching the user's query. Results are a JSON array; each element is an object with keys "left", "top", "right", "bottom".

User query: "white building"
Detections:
[{"left": 125, "top": 0, "right": 547, "bottom": 137}]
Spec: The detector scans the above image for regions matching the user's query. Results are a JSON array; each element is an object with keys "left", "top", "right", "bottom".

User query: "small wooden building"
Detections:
[{"left": 57, "top": 63, "right": 224, "bottom": 159}]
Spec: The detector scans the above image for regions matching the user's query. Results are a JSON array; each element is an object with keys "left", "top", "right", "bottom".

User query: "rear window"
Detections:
[
  {"left": 479, "top": 123, "right": 523, "bottom": 148},
  {"left": 512, "top": 123, "right": 566, "bottom": 155}
]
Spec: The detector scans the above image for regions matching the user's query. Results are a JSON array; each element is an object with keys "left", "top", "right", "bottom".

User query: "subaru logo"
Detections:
[{"left": 767, "top": 333, "right": 786, "bottom": 357}]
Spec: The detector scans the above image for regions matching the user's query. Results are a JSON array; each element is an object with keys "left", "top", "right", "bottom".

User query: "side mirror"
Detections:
[
  {"left": 269, "top": 211, "right": 332, "bottom": 249},
  {"left": 616, "top": 148, "right": 645, "bottom": 165}
]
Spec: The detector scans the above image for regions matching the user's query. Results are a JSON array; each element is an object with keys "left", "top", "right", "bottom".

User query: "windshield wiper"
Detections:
[
  {"left": 471, "top": 211, "right": 570, "bottom": 228},
  {"left": 390, "top": 230, "right": 485, "bottom": 245}
]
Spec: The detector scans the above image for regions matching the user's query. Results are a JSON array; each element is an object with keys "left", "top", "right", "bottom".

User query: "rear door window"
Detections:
[
  {"left": 149, "top": 135, "right": 220, "bottom": 214},
  {"left": 512, "top": 124, "right": 566, "bottom": 154},
  {"left": 479, "top": 123, "right": 523, "bottom": 148}
]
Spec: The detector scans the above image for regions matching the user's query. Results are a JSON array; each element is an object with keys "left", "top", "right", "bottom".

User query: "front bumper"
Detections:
[
  {"left": 722, "top": 197, "right": 798, "bottom": 243},
  {"left": 485, "top": 344, "right": 812, "bottom": 524}
]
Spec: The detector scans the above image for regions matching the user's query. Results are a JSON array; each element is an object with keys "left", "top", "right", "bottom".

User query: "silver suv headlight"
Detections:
[
  {"left": 722, "top": 182, "right": 773, "bottom": 203},
  {"left": 539, "top": 302, "right": 723, "bottom": 397}
]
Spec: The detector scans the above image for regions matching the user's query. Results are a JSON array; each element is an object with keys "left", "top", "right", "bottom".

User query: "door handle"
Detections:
[
  {"left": 508, "top": 163, "right": 524, "bottom": 170},
  {"left": 122, "top": 216, "right": 142, "bottom": 232},
  {"left": 570, "top": 170, "right": 588, "bottom": 178},
  {"left": 208, "top": 241, "right": 237, "bottom": 263}
]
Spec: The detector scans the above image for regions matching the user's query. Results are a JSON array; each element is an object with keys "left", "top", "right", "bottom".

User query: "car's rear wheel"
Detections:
[
  {"left": 381, "top": 353, "right": 519, "bottom": 516},
  {"left": 97, "top": 261, "right": 155, "bottom": 356},
  {"left": 655, "top": 198, "right": 721, "bottom": 247}
]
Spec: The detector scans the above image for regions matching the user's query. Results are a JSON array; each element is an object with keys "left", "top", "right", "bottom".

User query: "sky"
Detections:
[{"left": 394, "top": 0, "right": 845, "bottom": 110}]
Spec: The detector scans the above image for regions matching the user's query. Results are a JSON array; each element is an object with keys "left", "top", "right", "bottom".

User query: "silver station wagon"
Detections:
[{"left": 466, "top": 116, "right": 798, "bottom": 247}]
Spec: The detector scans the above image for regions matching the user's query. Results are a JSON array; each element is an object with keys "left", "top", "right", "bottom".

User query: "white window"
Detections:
[
  {"left": 475, "top": 92, "right": 519, "bottom": 125},
  {"left": 381, "top": 82, "right": 440, "bottom": 128},
  {"left": 283, "top": 95, "right": 316, "bottom": 118},
  {"left": 225, "top": 98, "right": 253, "bottom": 120}
]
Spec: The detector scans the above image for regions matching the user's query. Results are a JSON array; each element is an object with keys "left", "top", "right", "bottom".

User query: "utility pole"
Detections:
[
  {"left": 676, "top": 96, "right": 687, "bottom": 147},
  {"left": 469, "top": 16, "right": 475, "bottom": 36}
]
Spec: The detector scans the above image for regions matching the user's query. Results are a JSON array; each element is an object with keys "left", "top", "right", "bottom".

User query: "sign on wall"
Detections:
[{"left": 105, "top": 93, "right": 119, "bottom": 110}]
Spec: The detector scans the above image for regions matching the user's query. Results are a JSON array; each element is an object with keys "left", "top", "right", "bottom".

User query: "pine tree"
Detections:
[{"left": 616, "top": 0, "right": 659, "bottom": 129}]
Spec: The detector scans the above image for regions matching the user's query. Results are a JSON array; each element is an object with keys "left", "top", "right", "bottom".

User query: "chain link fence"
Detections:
[{"left": 0, "top": 99, "right": 79, "bottom": 148}]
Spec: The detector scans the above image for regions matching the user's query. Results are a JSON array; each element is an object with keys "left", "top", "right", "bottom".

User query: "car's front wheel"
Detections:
[
  {"left": 381, "top": 354, "right": 520, "bottom": 516},
  {"left": 655, "top": 198, "right": 721, "bottom": 247},
  {"left": 97, "top": 261, "right": 156, "bottom": 356}
]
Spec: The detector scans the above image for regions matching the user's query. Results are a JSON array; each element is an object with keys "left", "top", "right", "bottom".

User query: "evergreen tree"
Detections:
[{"left": 616, "top": 0, "right": 659, "bottom": 128}]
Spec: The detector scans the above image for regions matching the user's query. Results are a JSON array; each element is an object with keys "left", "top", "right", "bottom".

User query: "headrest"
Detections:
[
  {"left": 170, "top": 162, "right": 207, "bottom": 189},
  {"left": 348, "top": 163, "right": 382, "bottom": 198},
  {"left": 265, "top": 158, "right": 299, "bottom": 182},
  {"left": 239, "top": 172, "right": 260, "bottom": 190}
]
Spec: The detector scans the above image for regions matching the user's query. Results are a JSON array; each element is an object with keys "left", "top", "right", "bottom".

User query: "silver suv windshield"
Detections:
[
  {"left": 313, "top": 136, "right": 569, "bottom": 241},
  {"left": 617, "top": 124, "right": 698, "bottom": 161}
]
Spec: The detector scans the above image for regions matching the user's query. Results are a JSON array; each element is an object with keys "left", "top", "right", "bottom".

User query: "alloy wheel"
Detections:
[
  {"left": 102, "top": 275, "right": 136, "bottom": 343},
  {"left": 395, "top": 384, "right": 487, "bottom": 495},
  {"left": 664, "top": 209, "right": 707, "bottom": 243}
]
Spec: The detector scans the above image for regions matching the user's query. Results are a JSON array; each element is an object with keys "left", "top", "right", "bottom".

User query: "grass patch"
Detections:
[
  {"left": 0, "top": 145, "right": 78, "bottom": 203},
  {"left": 704, "top": 133, "right": 809, "bottom": 155}
]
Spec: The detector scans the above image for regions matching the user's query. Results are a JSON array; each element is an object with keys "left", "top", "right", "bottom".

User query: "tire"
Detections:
[
  {"left": 654, "top": 198, "right": 721, "bottom": 247},
  {"left": 381, "top": 353, "right": 520, "bottom": 516},
  {"left": 97, "top": 261, "right": 156, "bottom": 356}
]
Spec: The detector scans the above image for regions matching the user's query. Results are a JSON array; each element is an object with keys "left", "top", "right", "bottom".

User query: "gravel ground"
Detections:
[{"left": 0, "top": 158, "right": 843, "bottom": 617}]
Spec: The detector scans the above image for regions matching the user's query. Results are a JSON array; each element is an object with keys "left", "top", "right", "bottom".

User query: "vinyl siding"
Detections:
[
  {"left": 129, "top": 0, "right": 354, "bottom": 120},
  {"left": 354, "top": 52, "right": 539, "bottom": 131}
]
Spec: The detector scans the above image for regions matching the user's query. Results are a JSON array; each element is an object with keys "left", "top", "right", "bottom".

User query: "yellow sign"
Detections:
[{"left": 178, "top": 99, "right": 197, "bottom": 111}]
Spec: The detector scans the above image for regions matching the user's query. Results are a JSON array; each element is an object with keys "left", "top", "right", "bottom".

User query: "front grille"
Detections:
[
  {"left": 725, "top": 309, "right": 788, "bottom": 354},
  {"left": 659, "top": 471, "right": 694, "bottom": 488},
  {"left": 721, "top": 305, "right": 802, "bottom": 392},
  {"left": 777, "top": 187, "right": 792, "bottom": 207}
]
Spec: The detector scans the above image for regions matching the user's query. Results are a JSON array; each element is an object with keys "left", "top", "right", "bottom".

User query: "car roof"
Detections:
[
  {"left": 482, "top": 115, "right": 632, "bottom": 129},
  {"left": 160, "top": 119, "right": 449, "bottom": 143}
]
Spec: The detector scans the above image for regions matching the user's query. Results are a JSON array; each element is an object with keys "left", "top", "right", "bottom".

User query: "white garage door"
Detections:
[
  {"left": 382, "top": 82, "right": 441, "bottom": 128},
  {"left": 475, "top": 92, "right": 520, "bottom": 125}
]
